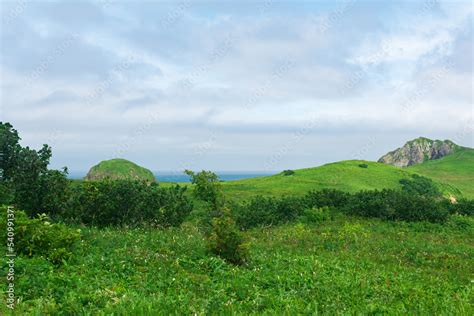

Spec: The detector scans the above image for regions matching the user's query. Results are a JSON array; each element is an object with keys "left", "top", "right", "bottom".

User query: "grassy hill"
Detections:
[
  {"left": 222, "top": 159, "right": 469, "bottom": 200},
  {"left": 222, "top": 160, "right": 426, "bottom": 200},
  {"left": 85, "top": 158, "right": 156, "bottom": 182},
  {"left": 408, "top": 147, "right": 474, "bottom": 199}
]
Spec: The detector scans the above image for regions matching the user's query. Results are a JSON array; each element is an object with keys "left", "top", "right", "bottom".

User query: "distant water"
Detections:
[{"left": 68, "top": 171, "right": 275, "bottom": 182}]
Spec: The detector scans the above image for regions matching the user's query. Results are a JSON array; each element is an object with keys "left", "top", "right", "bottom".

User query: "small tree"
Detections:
[
  {"left": 185, "top": 170, "right": 224, "bottom": 210},
  {"left": 185, "top": 170, "right": 248, "bottom": 264}
]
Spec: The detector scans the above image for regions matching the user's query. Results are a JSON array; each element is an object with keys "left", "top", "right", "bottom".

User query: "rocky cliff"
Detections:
[{"left": 378, "top": 137, "right": 460, "bottom": 167}]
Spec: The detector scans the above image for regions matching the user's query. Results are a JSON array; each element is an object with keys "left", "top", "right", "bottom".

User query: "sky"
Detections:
[{"left": 1, "top": 0, "right": 473, "bottom": 172}]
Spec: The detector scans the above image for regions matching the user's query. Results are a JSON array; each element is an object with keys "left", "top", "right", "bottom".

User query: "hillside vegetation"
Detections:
[
  {"left": 85, "top": 158, "right": 156, "bottom": 182},
  {"left": 409, "top": 148, "right": 474, "bottom": 199},
  {"left": 222, "top": 160, "right": 460, "bottom": 200}
]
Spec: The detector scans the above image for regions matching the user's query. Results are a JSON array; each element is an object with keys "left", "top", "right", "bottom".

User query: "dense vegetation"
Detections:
[{"left": 1, "top": 121, "right": 473, "bottom": 314}]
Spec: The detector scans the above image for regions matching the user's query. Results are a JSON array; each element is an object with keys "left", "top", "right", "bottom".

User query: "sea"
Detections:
[{"left": 68, "top": 171, "right": 275, "bottom": 182}]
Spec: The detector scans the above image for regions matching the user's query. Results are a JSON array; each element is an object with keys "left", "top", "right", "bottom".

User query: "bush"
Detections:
[
  {"left": 207, "top": 209, "right": 248, "bottom": 265},
  {"left": 67, "top": 180, "right": 193, "bottom": 227},
  {"left": 282, "top": 170, "right": 295, "bottom": 176},
  {"left": 399, "top": 174, "right": 441, "bottom": 198},
  {"left": 344, "top": 189, "right": 448, "bottom": 223},
  {"left": 304, "top": 189, "right": 351, "bottom": 209},
  {"left": 233, "top": 195, "right": 306, "bottom": 230},
  {"left": 358, "top": 164, "right": 368, "bottom": 168},
  {"left": 0, "top": 206, "right": 80, "bottom": 264},
  {"left": 443, "top": 199, "right": 474, "bottom": 216},
  {"left": 300, "top": 206, "right": 331, "bottom": 224},
  {"left": 185, "top": 170, "right": 223, "bottom": 209}
]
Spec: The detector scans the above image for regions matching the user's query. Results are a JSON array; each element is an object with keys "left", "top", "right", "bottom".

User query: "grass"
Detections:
[
  {"left": 221, "top": 160, "right": 461, "bottom": 201},
  {"left": 85, "top": 158, "right": 156, "bottom": 182},
  {"left": 2, "top": 215, "right": 473, "bottom": 314},
  {"left": 408, "top": 148, "right": 474, "bottom": 199}
]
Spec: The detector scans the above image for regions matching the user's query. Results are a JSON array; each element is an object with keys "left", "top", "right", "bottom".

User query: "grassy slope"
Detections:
[
  {"left": 408, "top": 148, "right": 474, "bottom": 199},
  {"left": 3, "top": 218, "right": 472, "bottom": 314},
  {"left": 86, "top": 158, "right": 156, "bottom": 182},
  {"left": 222, "top": 160, "right": 450, "bottom": 200}
]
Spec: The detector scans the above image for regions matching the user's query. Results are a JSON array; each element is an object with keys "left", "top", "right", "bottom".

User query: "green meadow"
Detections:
[{"left": 2, "top": 216, "right": 473, "bottom": 314}]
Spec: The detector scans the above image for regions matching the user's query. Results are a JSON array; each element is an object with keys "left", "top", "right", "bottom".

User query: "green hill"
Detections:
[
  {"left": 408, "top": 147, "right": 474, "bottom": 199},
  {"left": 222, "top": 160, "right": 453, "bottom": 200},
  {"left": 85, "top": 158, "right": 156, "bottom": 182}
]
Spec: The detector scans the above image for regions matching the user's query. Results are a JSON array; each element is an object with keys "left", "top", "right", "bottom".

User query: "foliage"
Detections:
[
  {"left": 304, "top": 189, "right": 351, "bottom": 209},
  {"left": 207, "top": 208, "right": 248, "bottom": 265},
  {"left": 399, "top": 174, "right": 441, "bottom": 198},
  {"left": 300, "top": 206, "right": 331, "bottom": 224},
  {"left": 233, "top": 195, "right": 306, "bottom": 230},
  {"left": 282, "top": 169, "right": 295, "bottom": 176},
  {"left": 67, "top": 180, "right": 193, "bottom": 227},
  {"left": 358, "top": 163, "right": 368, "bottom": 168},
  {"left": 0, "top": 206, "right": 80, "bottom": 264},
  {"left": 442, "top": 198, "right": 474, "bottom": 216},
  {"left": 185, "top": 170, "right": 223, "bottom": 209},
  {"left": 344, "top": 189, "right": 449, "bottom": 223},
  {"left": 2, "top": 217, "right": 472, "bottom": 314},
  {"left": 0, "top": 122, "right": 70, "bottom": 216}
]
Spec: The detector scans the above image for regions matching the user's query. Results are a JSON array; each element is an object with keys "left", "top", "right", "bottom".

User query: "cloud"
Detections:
[{"left": 1, "top": 0, "right": 472, "bottom": 171}]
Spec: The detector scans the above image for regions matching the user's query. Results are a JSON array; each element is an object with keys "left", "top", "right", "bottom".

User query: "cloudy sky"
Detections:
[{"left": 1, "top": 0, "right": 472, "bottom": 172}]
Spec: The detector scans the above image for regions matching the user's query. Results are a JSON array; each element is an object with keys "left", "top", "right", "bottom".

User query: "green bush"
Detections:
[
  {"left": 300, "top": 206, "right": 331, "bottom": 224},
  {"left": 67, "top": 180, "right": 193, "bottom": 227},
  {"left": 282, "top": 169, "right": 295, "bottom": 176},
  {"left": 344, "top": 189, "right": 448, "bottom": 223},
  {"left": 450, "top": 199, "right": 474, "bottom": 216},
  {"left": 399, "top": 174, "right": 441, "bottom": 198},
  {"left": 304, "top": 189, "right": 351, "bottom": 209},
  {"left": 185, "top": 170, "right": 223, "bottom": 209},
  {"left": 358, "top": 164, "right": 369, "bottom": 168},
  {"left": 0, "top": 206, "right": 80, "bottom": 264},
  {"left": 207, "top": 209, "right": 248, "bottom": 265},
  {"left": 233, "top": 195, "right": 306, "bottom": 230}
]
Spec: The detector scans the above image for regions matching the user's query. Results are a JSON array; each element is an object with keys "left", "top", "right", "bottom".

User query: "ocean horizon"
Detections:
[{"left": 67, "top": 171, "right": 276, "bottom": 182}]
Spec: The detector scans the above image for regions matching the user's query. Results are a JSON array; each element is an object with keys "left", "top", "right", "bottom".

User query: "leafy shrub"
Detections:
[
  {"left": 67, "top": 180, "right": 193, "bottom": 227},
  {"left": 300, "top": 206, "right": 331, "bottom": 224},
  {"left": 304, "top": 189, "right": 351, "bottom": 209},
  {"left": 207, "top": 209, "right": 248, "bottom": 265},
  {"left": 399, "top": 174, "right": 441, "bottom": 198},
  {"left": 0, "top": 206, "right": 80, "bottom": 264},
  {"left": 0, "top": 122, "right": 70, "bottom": 217},
  {"left": 449, "top": 199, "right": 474, "bottom": 216},
  {"left": 233, "top": 195, "right": 306, "bottom": 230},
  {"left": 282, "top": 170, "right": 295, "bottom": 176},
  {"left": 358, "top": 164, "right": 368, "bottom": 168},
  {"left": 185, "top": 170, "right": 223, "bottom": 209},
  {"left": 344, "top": 189, "right": 448, "bottom": 223}
]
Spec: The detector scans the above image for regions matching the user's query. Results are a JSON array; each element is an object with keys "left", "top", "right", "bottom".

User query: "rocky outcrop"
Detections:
[{"left": 378, "top": 137, "right": 459, "bottom": 167}]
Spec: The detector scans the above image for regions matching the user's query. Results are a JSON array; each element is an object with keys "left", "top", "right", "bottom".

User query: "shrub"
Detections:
[
  {"left": 233, "top": 195, "right": 306, "bottom": 230},
  {"left": 304, "top": 189, "right": 351, "bottom": 209},
  {"left": 67, "top": 180, "right": 193, "bottom": 227},
  {"left": 185, "top": 170, "right": 223, "bottom": 209},
  {"left": 300, "top": 206, "right": 331, "bottom": 224},
  {"left": 344, "top": 189, "right": 448, "bottom": 223},
  {"left": 444, "top": 199, "right": 474, "bottom": 216},
  {"left": 358, "top": 164, "right": 369, "bottom": 168},
  {"left": 207, "top": 208, "right": 248, "bottom": 265},
  {"left": 0, "top": 206, "right": 81, "bottom": 264},
  {"left": 282, "top": 170, "right": 295, "bottom": 176},
  {"left": 0, "top": 122, "right": 70, "bottom": 217},
  {"left": 399, "top": 174, "right": 441, "bottom": 198}
]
